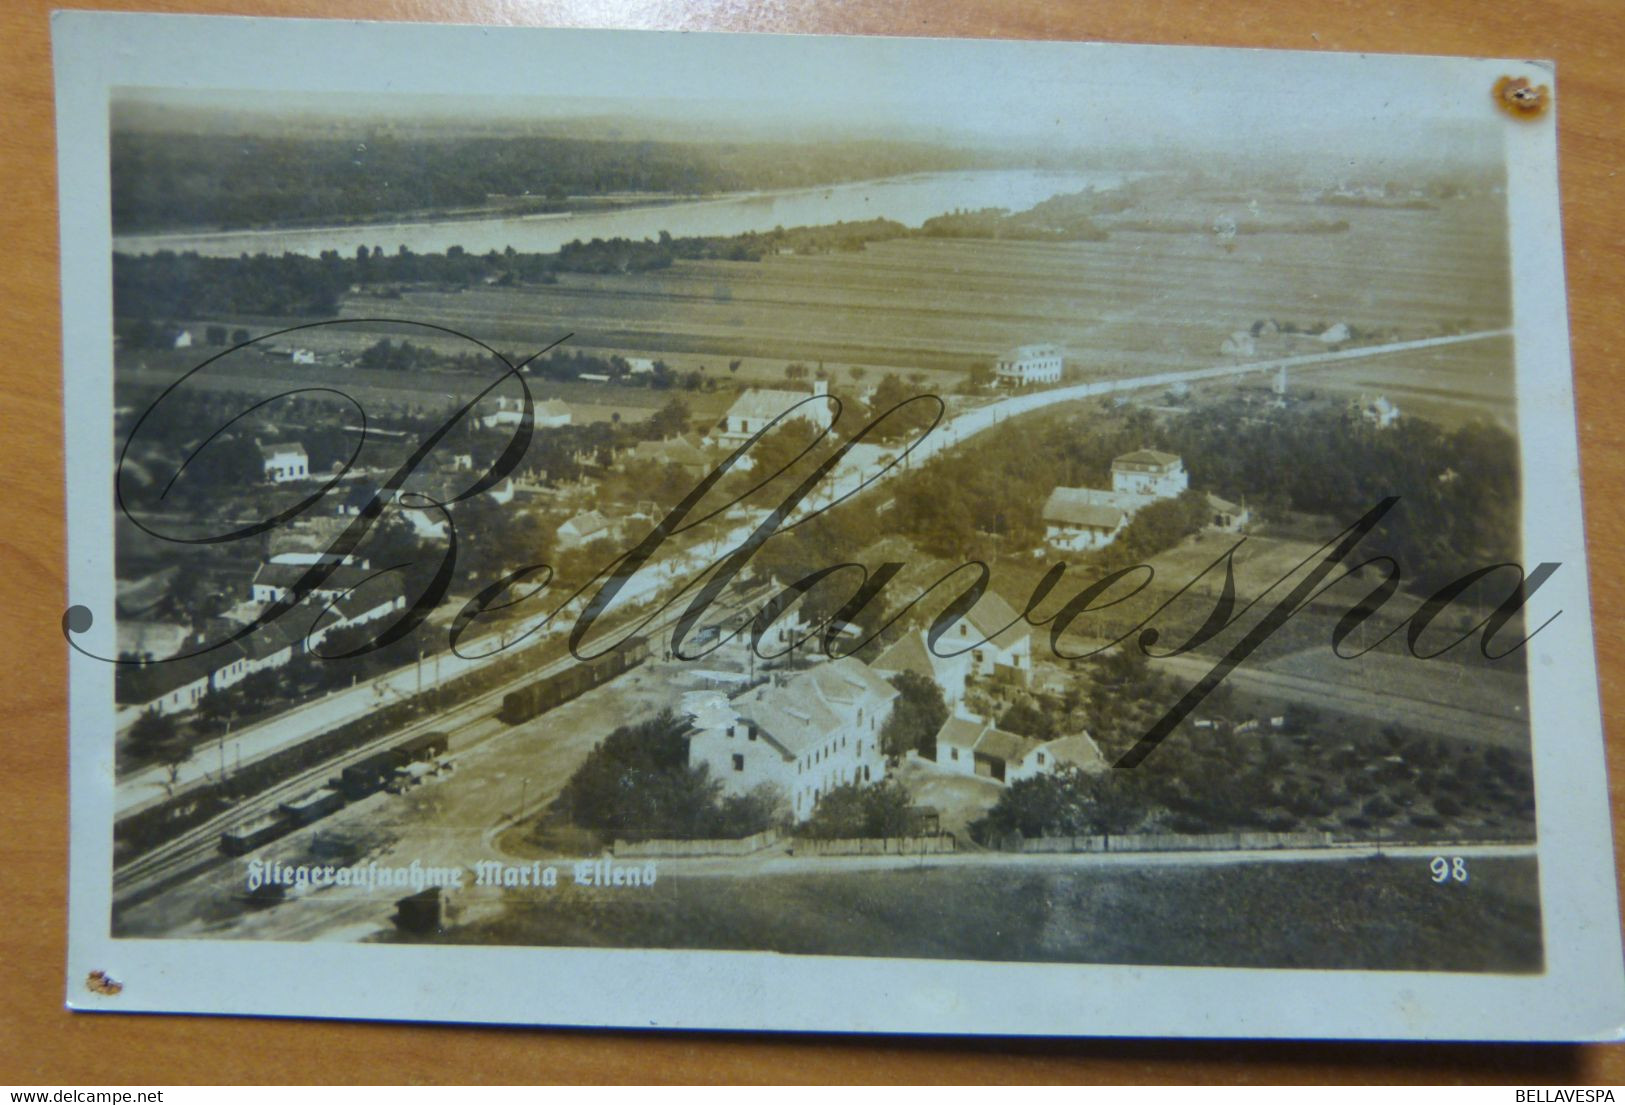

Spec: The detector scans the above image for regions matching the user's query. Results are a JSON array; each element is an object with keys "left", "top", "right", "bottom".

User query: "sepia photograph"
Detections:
[{"left": 53, "top": 13, "right": 1623, "bottom": 1039}]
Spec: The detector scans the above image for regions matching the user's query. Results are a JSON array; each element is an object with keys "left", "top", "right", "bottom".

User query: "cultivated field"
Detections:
[{"left": 326, "top": 193, "right": 1511, "bottom": 385}]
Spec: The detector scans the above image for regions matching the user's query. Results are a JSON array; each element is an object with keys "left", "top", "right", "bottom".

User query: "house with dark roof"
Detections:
[{"left": 688, "top": 656, "right": 898, "bottom": 820}]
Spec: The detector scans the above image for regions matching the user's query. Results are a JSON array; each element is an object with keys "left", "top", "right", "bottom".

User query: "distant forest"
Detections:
[{"left": 110, "top": 131, "right": 995, "bottom": 233}]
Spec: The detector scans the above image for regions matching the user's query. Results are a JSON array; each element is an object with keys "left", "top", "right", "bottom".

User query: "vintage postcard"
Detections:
[{"left": 53, "top": 12, "right": 1625, "bottom": 1038}]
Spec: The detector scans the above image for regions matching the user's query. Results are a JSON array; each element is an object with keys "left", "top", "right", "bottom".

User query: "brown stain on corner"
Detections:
[
  {"left": 85, "top": 969, "right": 122, "bottom": 996},
  {"left": 1494, "top": 75, "right": 1551, "bottom": 119}
]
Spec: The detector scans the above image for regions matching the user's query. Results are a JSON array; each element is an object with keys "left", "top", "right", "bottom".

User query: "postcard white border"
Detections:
[{"left": 53, "top": 10, "right": 1625, "bottom": 1040}]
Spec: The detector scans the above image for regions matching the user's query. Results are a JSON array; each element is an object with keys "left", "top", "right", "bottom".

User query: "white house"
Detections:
[
  {"left": 932, "top": 715, "right": 1037, "bottom": 783},
  {"left": 171, "top": 329, "right": 194, "bottom": 349},
  {"left": 250, "top": 562, "right": 379, "bottom": 606},
  {"left": 116, "top": 619, "right": 190, "bottom": 662},
  {"left": 1005, "top": 733, "right": 1106, "bottom": 783},
  {"left": 1042, "top": 487, "right": 1134, "bottom": 552},
  {"left": 556, "top": 509, "right": 615, "bottom": 549},
  {"left": 714, "top": 382, "right": 831, "bottom": 446},
  {"left": 1111, "top": 450, "right": 1189, "bottom": 499},
  {"left": 291, "top": 348, "right": 317, "bottom": 365},
  {"left": 1205, "top": 492, "right": 1250, "bottom": 533},
  {"left": 994, "top": 343, "right": 1064, "bottom": 387},
  {"left": 118, "top": 654, "right": 213, "bottom": 720},
  {"left": 937, "top": 590, "right": 1032, "bottom": 683},
  {"left": 260, "top": 443, "right": 309, "bottom": 484},
  {"left": 932, "top": 717, "right": 1102, "bottom": 784},
  {"left": 1360, "top": 394, "right": 1401, "bottom": 429},
  {"left": 481, "top": 397, "right": 572, "bottom": 430},
  {"left": 688, "top": 657, "right": 898, "bottom": 820}
]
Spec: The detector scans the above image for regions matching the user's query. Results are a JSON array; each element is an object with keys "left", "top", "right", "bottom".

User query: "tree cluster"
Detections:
[
  {"left": 553, "top": 711, "right": 778, "bottom": 840},
  {"left": 797, "top": 780, "right": 923, "bottom": 839}
]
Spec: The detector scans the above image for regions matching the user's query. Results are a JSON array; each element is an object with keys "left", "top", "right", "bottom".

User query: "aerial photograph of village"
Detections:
[{"left": 102, "top": 73, "right": 1540, "bottom": 974}]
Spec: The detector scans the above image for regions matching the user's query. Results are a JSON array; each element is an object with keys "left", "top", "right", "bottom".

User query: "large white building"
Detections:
[
  {"left": 687, "top": 657, "right": 898, "bottom": 820},
  {"left": 1110, "top": 449, "right": 1189, "bottom": 498},
  {"left": 994, "top": 343, "right": 1064, "bottom": 387}
]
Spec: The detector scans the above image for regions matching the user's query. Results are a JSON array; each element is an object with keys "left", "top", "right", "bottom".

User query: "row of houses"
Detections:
[
  {"left": 932, "top": 714, "right": 1102, "bottom": 783},
  {"left": 118, "top": 556, "right": 407, "bottom": 724}
]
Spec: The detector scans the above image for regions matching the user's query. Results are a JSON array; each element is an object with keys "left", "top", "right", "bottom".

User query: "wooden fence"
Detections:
[
  {"left": 1017, "top": 829, "right": 1337, "bottom": 853},
  {"left": 790, "top": 835, "right": 957, "bottom": 857},
  {"left": 611, "top": 829, "right": 779, "bottom": 858}
]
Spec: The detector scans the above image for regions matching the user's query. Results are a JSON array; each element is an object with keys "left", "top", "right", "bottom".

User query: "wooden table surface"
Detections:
[{"left": 3, "top": 0, "right": 1623, "bottom": 1085}]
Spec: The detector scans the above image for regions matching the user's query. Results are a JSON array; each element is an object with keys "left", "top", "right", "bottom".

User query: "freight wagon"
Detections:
[
  {"left": 339, "top": 731, "right": 450, "bottom": 800},
  {"left": 220, "top": 811, "right": 297, "bottom": 856},
  {"left": 279, "top": 786, "right": 344, "bottom": 825},
  {"left": 340, "top": 749, "right": 403, "bottom": 801},
  {"left": 498, "top": 637, "right": 649, "bottom": 725},
  {"left": 220, "top": 730, "right": 455, "bottom": 854}
]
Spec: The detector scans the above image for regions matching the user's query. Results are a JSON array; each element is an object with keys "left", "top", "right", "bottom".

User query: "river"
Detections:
[{"left": 112, "top": 169, "right": 1125, "bottom": 259}]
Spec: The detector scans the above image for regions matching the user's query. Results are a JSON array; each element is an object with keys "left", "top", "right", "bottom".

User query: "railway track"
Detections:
[{"left": 112, "top": 583, "right": 771, "bottom": 909}]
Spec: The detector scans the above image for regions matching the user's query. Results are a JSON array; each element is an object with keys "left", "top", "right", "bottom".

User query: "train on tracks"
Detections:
[
  {"left": 218, "top": 730, "right": 449, "bottom": 856},
  {"left": 497, "top": 637, "right": 649, "bottom": 725}
]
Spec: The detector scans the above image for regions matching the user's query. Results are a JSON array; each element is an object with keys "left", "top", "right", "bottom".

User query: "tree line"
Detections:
[{"left": 112, "top": 130, "right": 991, "bottom": 233}]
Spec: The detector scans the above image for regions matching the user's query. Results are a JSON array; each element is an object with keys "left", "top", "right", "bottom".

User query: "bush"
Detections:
[
  {"left": 979, "top": 766, "right": 1151, "bottom": 840},
  {"left": 799, "top": 781, "right": 920, "bottom": 840},
  {"left": 1432, "top": 794, "right": 1463, "bottom": 818},
  {"left": 1362, "top": 795, "right": 1397, "bottom": 819}
]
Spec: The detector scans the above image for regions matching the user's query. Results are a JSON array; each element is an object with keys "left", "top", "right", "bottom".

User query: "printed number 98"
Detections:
[{"left": 1430, "top": 856, "right": 1469, "bottom": 884}]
